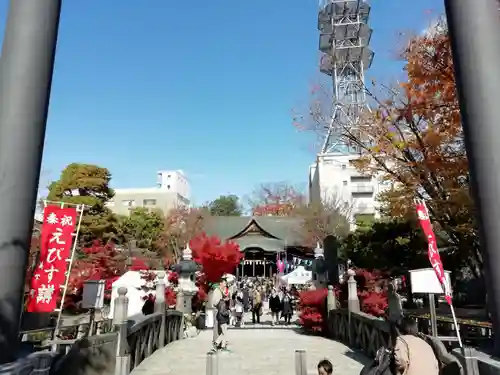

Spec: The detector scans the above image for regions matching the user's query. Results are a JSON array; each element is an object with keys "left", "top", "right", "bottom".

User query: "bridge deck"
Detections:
[{"left": 133, "top": 313, "right": 369, "bottom": 375}]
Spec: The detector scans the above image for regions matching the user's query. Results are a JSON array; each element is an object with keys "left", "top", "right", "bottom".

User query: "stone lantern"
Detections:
[
  {"left": 170, "top": 243, "right": 199, "bottom": 314},
  {"left": 312, "top": 242, "right": 327, "bottom": 289}
]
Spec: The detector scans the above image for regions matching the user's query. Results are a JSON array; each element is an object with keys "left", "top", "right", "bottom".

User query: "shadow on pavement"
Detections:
[{"left": 290, "top": 326, "right": 371, "bottom": 367}]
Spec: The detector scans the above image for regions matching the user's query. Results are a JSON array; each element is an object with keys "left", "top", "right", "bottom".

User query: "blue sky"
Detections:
[{"left": 0, "top": 0, "right": 443, "bottom": 205}]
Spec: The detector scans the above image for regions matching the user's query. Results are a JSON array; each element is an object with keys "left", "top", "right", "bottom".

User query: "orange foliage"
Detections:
[
  {"left": 296, "top": 23, "right": 480, "bottom": 275},
  {"left": 345, "top": 27, "right": 479, "bottom": 274}
]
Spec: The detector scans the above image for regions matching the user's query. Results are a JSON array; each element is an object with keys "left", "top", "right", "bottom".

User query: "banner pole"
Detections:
[
  {"left": 449, "top": 303, "right": 463, "bottom": 348},
  {"left": 53, "top": 204, "right": 85, "bottom": 337}
]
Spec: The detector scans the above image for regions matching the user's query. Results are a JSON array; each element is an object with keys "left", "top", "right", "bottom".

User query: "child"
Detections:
[{"left": 317, "top": 359, "right": 333, "bottom": 375}]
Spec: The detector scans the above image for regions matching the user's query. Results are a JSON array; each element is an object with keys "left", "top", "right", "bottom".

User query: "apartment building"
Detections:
[
  {"left": 309, "top": 154, "right": 388, "bottom": 227},
  {"left": 107, "top": 170, "right": 190, "bottom": 216}
]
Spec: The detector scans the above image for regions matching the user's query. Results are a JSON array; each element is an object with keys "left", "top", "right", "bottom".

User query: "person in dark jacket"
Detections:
[
  {"left": 269, "top": 288, "right": 282, "bottom": 326},
  {"left": 242, "top": 285, "right": 250, "bottom": 312},
  {"left": 281, "top": 290, "right": 294, "bottom": 325},
  {"left": 213, "top": 296, "right": 230, "bottom": 351}
]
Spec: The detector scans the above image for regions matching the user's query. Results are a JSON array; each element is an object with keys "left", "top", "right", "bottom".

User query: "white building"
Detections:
[
  {"left": 107, "top": 170, "right": 191, "bottom": 216},
  {"left": 156, "top": 170, "right": 190, "bottom": 198},
  {"left": 309, "top": 154, "right": 387, "bottom": 227}
]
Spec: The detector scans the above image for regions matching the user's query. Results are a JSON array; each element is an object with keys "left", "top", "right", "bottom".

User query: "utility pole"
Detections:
[
  {"left": 0, "top": 0, "right": 62, "bottom": 363},
  {"left": 444, "top": 0, "right": 500, "bottom": 356}
]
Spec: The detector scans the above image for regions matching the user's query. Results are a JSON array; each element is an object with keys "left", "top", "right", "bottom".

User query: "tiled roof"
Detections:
[{"left": 203, "top": 216, "right": 306, "bottom": 246}]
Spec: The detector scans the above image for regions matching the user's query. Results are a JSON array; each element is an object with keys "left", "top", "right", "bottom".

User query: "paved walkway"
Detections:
[{"left": 133, "top": 312, "right": 369, "bottom": 375}]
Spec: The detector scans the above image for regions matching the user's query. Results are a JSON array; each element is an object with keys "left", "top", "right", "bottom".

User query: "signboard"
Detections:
[{"left": 409, "top": 268, "right": 452, "bottom": 295}]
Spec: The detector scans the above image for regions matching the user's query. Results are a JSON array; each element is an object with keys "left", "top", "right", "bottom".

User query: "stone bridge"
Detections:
[
  {"left": 133, "top": 312, "right": 368, "bottom": 375},
  {"left": 1, "top": 283, "right": 479, "bottom": 375}
]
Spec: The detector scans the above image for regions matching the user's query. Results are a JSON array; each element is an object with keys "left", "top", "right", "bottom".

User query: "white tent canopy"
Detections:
[{"left": 281, "top": 266, "right": 312, "bottom": 285}]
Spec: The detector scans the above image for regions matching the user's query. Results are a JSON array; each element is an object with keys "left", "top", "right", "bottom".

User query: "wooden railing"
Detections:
[
  {"left": 325, "top": 309, "right": 466, "bottom": 374},
  {"left": 126, "top": 310, "right": 183, "bottom": 371},
  {"left": 326, "top": 309, "right": 390, "bottom": 358},
  {"left": 20, "top": 318, "right": 114, "bottom": 349},
  {"left": 408, "top": 313, "right": 492, "bottom": 348},
  {"left": 3, "top": 279, "right": 184, "bottom": 375}
]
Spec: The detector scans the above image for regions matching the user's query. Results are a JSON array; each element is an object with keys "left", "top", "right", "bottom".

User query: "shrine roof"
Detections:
[
  {"left": 203, "top": 216, "right": 305, "bottom": 246},
  {"left": 233, "top": 235, "right": 285, "bottom": 254}
]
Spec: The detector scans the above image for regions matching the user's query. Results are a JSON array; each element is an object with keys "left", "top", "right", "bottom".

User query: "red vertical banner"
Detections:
[
  {"left": 415, "top": 200, "right": 452, "bottom": 305},
  {"left": 26, "top": 206, "right": 78, "bottom": 312}
]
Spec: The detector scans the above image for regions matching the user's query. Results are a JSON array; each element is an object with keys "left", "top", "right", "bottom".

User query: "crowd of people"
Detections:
[
  {"left": 209, "top": 276, "right": 443, "bottom": 375},
  {"left": 210, "top": 276, "right": 302, "bottom": 352},
  {"left": 232, "top": 279, "right": 296, "bottom": 326}
]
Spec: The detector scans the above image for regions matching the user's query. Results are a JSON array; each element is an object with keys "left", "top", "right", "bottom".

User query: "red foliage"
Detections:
[
  {"left": 64, "top": 241, "right": 128, "bottom": 309},
  {"left": 142, "top": 286, "right": 177, "bottom": 307},
  {"left": 298, "top": 288, "right": 328, "bottom": 332},
  {"left": 189, "top": 233, "right": 243, "bottom": 283},
  {"left": 250, "top": 183, "right": 304, "bottom": 217},
  {"left": 165, "top": 287, "right": 177, "bottom": 306},
  {"left": 253, "top": 203, "right": 295, "bottom": 217},
  {"left": 168, "top": 272, "right": 179, "bottom": 284},
  {"left": 336, "top": 269, "right": 389, "bottom": 317}
]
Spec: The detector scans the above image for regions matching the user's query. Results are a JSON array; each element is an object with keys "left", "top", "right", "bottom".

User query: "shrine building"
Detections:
[{"left": 203, "top": 216, "right": 314, "bottom": 278}]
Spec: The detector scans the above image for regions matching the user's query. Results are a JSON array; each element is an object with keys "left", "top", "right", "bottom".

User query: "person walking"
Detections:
[
  {"left": 212, "top": 295, "right": 230, "bottom": 352},
  {"left": 269, "top": 288, "right": 281, "bottom": 326},
  {"left": 235, "top": 287, "right": 245, "bottom": 327},
  {"left": 211, "top": 279, "right": 227, "bottom": 344},
  {"left": 251, "top": 286, "right": 262, "bottom": 324},
  {"left": 242, "top": 283, "right": 250, "bottom": 312},
  {"left": 281, "top": 290, "right": 293, "bottom": 325}
]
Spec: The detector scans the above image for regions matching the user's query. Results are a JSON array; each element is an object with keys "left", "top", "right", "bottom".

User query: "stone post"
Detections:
[
  {"left": 347, "top": 270, "right": 360, "bottom": 312},
  {"left": 176, "top": 290, "right": 185, "bottom": 313},
  {"left": 155, "top": 271, "right": 166, "bottom": 347},
  {"left": 327, "top": 285, "right": 337, "bottom": 313},
  {"left": 113, "top": 287, "right": 130, "bottom": 375}
]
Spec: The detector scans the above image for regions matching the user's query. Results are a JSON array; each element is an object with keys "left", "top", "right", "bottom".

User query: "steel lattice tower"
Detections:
[{"left": 317, "top": 0, "right": 374, "bottom": 155}]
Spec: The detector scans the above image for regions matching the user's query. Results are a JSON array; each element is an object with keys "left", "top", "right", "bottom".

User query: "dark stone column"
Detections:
[{"left": 444, "top": 0, "right": 500, "bottom": 356}]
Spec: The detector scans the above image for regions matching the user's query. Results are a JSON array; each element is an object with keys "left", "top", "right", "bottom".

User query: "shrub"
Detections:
[
  {"left": 298, "top": 288, "right": 328, "bottom": 332},
  {"left": 336, "top": 268, "right": 389, "bottom": 317}
]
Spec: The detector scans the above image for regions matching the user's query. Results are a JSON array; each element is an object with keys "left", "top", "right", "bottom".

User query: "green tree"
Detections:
[
  {"left": 341, "top": 220, "right": 428, "bottom": 275},
  {"left": 208, "top": 195, "right": 242, "bottom": 216},
  {"left": 46, "top": 163, "right": 117, "bottom": 245},
  {"left": 116, "top": 208, "right": 165, "bottom": 249}
]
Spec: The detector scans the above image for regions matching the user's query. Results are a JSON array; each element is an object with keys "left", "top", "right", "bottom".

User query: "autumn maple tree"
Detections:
[
  {"left": 298, "top": 21, "right": 479, "bottom": 276},
  {"left": 155, "top": 207, "right": 207, "bottom": 263},
  {"left": 349, "top": 25, "right": 478, "bottom": 275},
  {"left": 248, "top": 182, "right": 350, "bottom": 246},
  {"left": 249, "top": 182, "right": 305, "bottom": 217},
  {"left": 189, "top": 233, "right": 243, "bottom": 285}
]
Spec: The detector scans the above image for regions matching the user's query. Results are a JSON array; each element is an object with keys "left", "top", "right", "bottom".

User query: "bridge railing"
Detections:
[
  {"left": 326, "top": 308, "right": 389, "bottom": 358},
  {"left": 323, "top": 286, "right": 468, "bottom": 375},
  {"left": 1, "top": 284, "right": 184, "bottom": 375}
]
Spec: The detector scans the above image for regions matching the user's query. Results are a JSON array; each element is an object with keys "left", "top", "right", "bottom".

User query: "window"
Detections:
[
  {"left": 167, "top": 185, "right": 171, "bottom": 189},
  {"left": 341, "top": 164, "right": 346, "bottom": 169},
  {"left": 143, "top": 199, "right": 157, "bottom": 206},
  {"left": 343, "top": 180, "right": 348, "bottom": 186},
  {"left": 122, "top": 200, "right": 135, "bottom": 207},
  {"left": 167, "top": 174, "right": 171, "bottom": 178}
]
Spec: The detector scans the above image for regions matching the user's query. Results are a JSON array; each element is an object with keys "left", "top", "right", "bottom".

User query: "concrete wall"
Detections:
[{"left": 107, "top": 188, "right": 189, "bottom": 216}]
